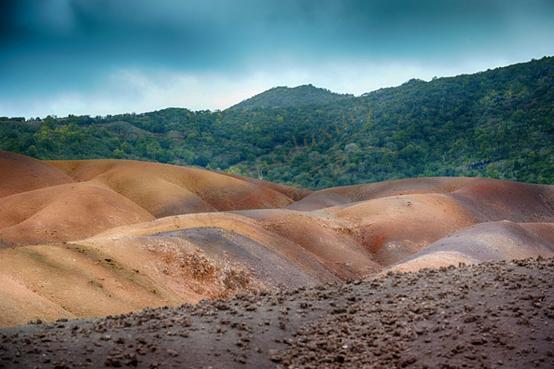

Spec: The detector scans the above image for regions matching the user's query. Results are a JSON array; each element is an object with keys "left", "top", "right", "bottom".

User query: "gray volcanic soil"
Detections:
[
  {"left": 158, "top": 227, "right": 329, "bottom": 287},
  {"left": 1, "top": 258, "right": 553, "bottom": 369}
]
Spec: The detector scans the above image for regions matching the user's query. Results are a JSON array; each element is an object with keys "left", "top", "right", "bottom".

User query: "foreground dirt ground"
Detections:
[{"left": 1, "top": 257, "right": 552, "bottom": 369}]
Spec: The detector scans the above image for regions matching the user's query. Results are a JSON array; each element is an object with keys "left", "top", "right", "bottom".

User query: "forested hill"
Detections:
[
  {"left": 1, "top": 56, "right": 553, "bottom": 188},
  {"left": 229, "top": 84, "right": 354, "bottom": 110}
]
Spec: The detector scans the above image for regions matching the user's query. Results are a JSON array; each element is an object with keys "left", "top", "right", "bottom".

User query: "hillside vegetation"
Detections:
[
  {"left": 1, "top": 57, "right": 553, "bottom": 188},
  {"left": 229, "top": 84, "right": 354, "bottom": 110}
]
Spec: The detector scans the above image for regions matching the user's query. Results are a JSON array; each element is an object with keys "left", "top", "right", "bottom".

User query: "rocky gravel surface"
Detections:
[{"left": 1, "top": 257, "right": 553, "bottom": 369}]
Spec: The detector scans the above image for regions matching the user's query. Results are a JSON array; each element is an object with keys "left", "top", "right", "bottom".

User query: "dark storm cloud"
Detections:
[
  {"left": 1, "top": 0, "right": 553, "bottom": 115},
  {"left": 3, "top": 0, "right": 554, "bottom": 65}
]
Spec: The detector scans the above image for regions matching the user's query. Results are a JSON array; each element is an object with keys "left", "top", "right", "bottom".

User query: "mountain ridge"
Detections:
[
  {"left": 229, "top": 84, "right": 354, "bottom": 110},
  {"left": 1, "top": 56, "right": 553, "bottom": 188}
]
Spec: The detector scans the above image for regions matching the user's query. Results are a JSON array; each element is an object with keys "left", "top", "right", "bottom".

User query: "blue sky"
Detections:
[{"left": 1, "top": 0, "right": 553, "bottom": 117}]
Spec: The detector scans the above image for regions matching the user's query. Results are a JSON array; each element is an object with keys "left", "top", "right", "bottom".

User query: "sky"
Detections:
[{"left": 1, "top": 0, "right": 554, "bottom": 118}]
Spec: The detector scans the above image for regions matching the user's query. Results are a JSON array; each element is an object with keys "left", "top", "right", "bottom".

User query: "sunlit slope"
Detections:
[
  {"left": 0, "top": 182, "right": 154, "bottom": 246},
  {"left": 0, "top": 239, "right": 268, "bottom": 326}
]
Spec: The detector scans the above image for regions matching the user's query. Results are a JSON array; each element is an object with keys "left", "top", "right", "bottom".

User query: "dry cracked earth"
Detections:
[{"left": 1, "top": 257, "right": 553, "bottom": 369}]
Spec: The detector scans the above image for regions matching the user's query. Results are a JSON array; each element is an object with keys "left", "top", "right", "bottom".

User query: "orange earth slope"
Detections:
[{"left": 0, "top": 153, "right": 307, "bottom": 246}]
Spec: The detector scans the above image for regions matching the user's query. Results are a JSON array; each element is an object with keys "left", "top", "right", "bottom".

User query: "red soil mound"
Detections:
[
  {"left": 451, "top": 179, "right": 554, "bottom": 222},
  {"left": 1, "top": 154, "right": 308, "bottom": 247},
  {"left": 290, "top": 177, "right": 474, "bottom": 210},
  {"left": 0, "top": 151, "right": 73, "bottom": 198},
  {"left": 237, "top": 209, "right": 380, "bottom": 278},
  {"left": 329, "top": 193, "right": 476, "bottom": 265},
  {"left": 294, "top": 177, "right": 553, "bottom": 266},
  {"left": 290, "top": 176, "right": 554, "bottom": 220},
  {"left": 521, "top": 222, "right": 554, "bottom": 244},
  {"left": 388, "top": 221, "right": 554, "bottom": 272}
]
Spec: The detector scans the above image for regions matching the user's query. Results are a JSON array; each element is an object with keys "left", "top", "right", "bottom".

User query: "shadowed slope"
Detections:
[
  {"left": 87, "top": 212, "right": 341, "bottom": 283},
  {"left": 235, "top": 209, "right": 380, "bottom": 278},
  {"left": 0, "top": 151, "right": 74, "bottom": 198}
]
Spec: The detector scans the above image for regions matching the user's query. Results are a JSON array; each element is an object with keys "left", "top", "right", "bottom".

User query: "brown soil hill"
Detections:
[
  {"left": 387, "top": 221, "right": 554, "bottom": 272},
  {"left": 1, "top": 155, "right": 307, "bottom": 247},
  {"left": 0, "top": 151, "right": 73, "bottom": 198},
  {"left": 0, "top": 211, "right": 341, "bottom": 326},
  {"left": 47, "top": 159, "right": 304, "bottom": 216},
  {"left": 289, "top": 177, "right": 473, "bottom": 210},
  {"left": 307, "top": 178, "right": 554, "bottom": 266},
  {"left": 0, "top": 182, "right": 154, "bottom": 247},
  {"left": 1, "top": 153, "right": 553, "bottom": 327},
  {"left": 328, "top": 193, "right": 476, "bottom": 265},
  {"left": 290, "top": 177, "right": 554, "bottom": 218}
]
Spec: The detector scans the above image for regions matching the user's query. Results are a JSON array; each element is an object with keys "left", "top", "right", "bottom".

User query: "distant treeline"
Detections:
[{"left": 1, "top": 57, "right": 553, "bottom": 188}]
